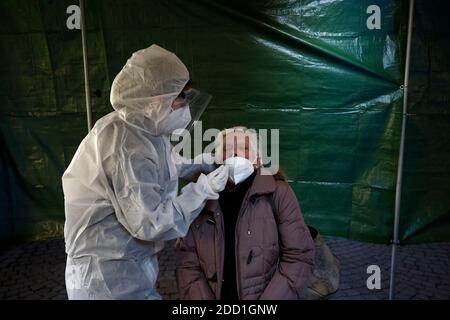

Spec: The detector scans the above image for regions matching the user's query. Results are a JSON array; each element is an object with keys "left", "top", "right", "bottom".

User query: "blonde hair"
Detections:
[
  {"left": 214, "top": 126, "right": 258, "bottom": 164},
  {"left": 213, "top": 126, "right": 287, "bottom": 181}
]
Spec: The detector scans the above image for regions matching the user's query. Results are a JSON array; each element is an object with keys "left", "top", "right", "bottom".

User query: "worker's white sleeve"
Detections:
[
  {"left": 109, "top": 151, "right": 218, "bottom": 242},
  {"left": 172, "top": 151, "right": 216, "bottom": 181}
]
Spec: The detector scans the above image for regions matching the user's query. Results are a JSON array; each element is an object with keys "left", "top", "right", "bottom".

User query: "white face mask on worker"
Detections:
[{"left": 224, "top": 156, "right": 255, "bottom": 185}]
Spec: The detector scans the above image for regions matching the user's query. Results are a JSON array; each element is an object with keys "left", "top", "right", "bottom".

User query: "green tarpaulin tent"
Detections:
[{"left": 1, "top": 0, "right": 449, "bottom": 246}]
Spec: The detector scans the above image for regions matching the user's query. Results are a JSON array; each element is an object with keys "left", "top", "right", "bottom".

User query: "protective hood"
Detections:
[{"left": 110, "top": 44, "right": 190, "bottom": 136}]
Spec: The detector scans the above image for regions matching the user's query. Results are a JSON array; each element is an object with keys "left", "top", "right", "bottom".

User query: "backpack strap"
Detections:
[
  {"left": 251, "top": 192, "right": 280, "bottom": 231},
  {"left": 265, "top": 193, "right": 279, "bottom": 225},
  {"left": 264, "top": 193, "right": 282, "bottom": 267}
]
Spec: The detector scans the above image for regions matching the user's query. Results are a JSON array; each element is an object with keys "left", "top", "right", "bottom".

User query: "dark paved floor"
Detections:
[{"left": 0, "top": 238, "right": 449, "bottom": 300}]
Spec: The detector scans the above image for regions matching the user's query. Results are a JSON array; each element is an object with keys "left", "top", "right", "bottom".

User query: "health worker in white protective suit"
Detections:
[{"left": 62, "top": 44, "right": 228, "bottom": 300}]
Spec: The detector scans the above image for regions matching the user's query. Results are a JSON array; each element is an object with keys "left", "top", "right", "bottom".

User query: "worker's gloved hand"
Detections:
[{"left": 206, "top": 165, "right": 229, "bottom": 193}]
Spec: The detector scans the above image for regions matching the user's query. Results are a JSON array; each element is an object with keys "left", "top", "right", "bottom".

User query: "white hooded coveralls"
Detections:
[{"left": 63, "top": 45, "right": 216, "bottom": 299}]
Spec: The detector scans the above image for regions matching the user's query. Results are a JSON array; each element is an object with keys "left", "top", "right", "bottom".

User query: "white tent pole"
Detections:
[
  {"left": 389, "top": 0, "right": 415, "bottom": 301},
  {"left": 80, "top": 0, "right": 93, "bottom": 131}
]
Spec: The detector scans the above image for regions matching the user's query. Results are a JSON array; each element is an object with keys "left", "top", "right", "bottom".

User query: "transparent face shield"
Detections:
[
  {"left": 170, "top": 87, "right": 212, "bottom": 147},
  {"left": 184, "top": 88, "right": 212, "bottom": 133}
]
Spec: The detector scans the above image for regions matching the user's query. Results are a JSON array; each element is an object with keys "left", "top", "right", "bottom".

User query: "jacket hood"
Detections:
[{"left": 110, "top": 44, "right": 189, "bottom": 135}]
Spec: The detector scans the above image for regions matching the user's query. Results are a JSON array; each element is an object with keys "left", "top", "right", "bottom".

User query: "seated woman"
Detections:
[{"left": 175, "top": 127, "right": 314, "bottom": 300}]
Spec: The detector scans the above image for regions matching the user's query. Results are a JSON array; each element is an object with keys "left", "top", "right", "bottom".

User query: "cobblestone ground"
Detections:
[{"left": 0, "top": 238, "right": 448, "bottom": 300}]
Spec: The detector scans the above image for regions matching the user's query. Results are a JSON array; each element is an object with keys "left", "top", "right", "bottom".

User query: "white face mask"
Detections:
[
  {"left": 224, "top": 156, "right": 255, "bottom": 185},
  {"left": 159, "top": 104, "right": 192, "bottom": 135}
]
